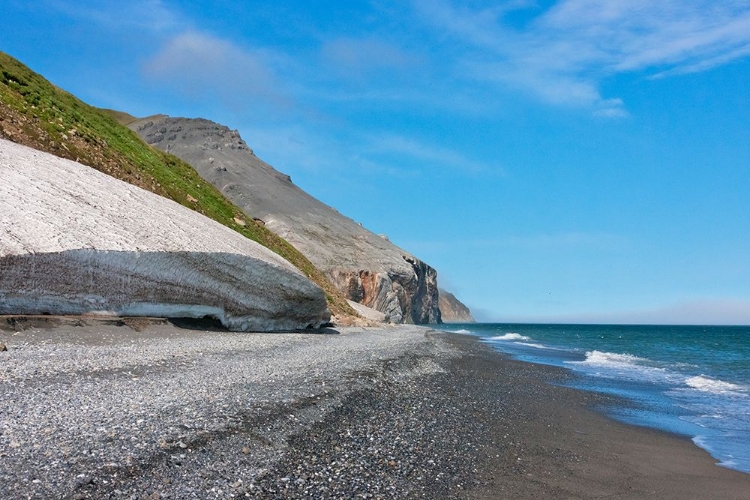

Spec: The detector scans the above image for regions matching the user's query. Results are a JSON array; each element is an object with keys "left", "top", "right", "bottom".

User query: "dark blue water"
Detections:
[{"left": 434, "top": 323, "right": 750, "bottom": 474}]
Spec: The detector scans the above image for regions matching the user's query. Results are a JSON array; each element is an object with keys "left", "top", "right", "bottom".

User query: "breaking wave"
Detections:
[
  {"left": 572, "top": 350, "right": 650, "bottom": 368},
  {"left": 685, "top": 376, "right": 747, "bottom": 395},
  {"left": 489, "top": 333, "right": 531, "bottom": 341}
]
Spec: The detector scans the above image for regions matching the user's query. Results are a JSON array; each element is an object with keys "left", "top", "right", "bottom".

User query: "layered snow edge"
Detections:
[{"left": 0, "top": 139, "right": 330, "bottom": 331}]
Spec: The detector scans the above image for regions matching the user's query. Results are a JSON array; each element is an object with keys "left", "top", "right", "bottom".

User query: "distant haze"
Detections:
[{"left": 476, "top": 299, "right": 750, "bottom": 326}]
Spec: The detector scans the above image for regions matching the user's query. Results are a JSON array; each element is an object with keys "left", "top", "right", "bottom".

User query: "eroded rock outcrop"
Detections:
[
  {"left": 346, "top": 300, "right": 387, "bottom": 323},
  {"left": 0, "top": 139, "right": 329, "bottom": 331},
  {"left": 129, "top": 117, "right": 442, "bottom": 324},
  {"left": 438, "top": 289, "right": 475, "bottom": 323}
]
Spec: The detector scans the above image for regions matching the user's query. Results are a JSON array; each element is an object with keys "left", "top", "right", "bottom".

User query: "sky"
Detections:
[{"left": 2, "top": 0, "right": 750, "bottom": 324}]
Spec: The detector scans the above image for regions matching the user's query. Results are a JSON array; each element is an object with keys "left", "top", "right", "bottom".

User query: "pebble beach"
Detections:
[{"left": 1, "top": 319, "right": 749, "bottom": 499}]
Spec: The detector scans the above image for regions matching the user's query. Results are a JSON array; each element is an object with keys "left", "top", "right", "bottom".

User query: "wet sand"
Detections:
[
  {"left": 443, "top": 333, "right": 750, "bottom": 499},
  {"left": 1, "top": 319, "right": 749, "bottom": 499}
]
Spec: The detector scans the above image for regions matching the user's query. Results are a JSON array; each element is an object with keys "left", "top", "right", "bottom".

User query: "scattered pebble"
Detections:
[{"left": 0, "top": 323, "right": 467, "bottom": 499}]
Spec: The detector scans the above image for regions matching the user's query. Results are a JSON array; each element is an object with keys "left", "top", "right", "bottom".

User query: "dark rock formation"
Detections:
[
  {"left": 438, "top": 289, "right": 475, "bottom": 323},
  {"left": 129, "top": 117, "right": 442, "bottom": 324}
]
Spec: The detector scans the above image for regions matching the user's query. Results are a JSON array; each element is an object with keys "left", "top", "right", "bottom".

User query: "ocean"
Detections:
[{"left": 435, "top": 323, "right": 750, "bottom": 474}]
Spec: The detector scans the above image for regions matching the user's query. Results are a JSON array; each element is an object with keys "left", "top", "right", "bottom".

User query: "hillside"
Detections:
[
  {"left": 129, "top": 117, "right": 443, "bottom": 324},
  {"left": 0, "top": 52, "right": 354, "bottom": 319}
]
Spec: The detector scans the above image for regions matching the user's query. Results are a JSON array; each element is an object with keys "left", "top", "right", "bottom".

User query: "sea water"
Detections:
[{"left": 434, "top": 323, "right": 750, "bottom": 474}]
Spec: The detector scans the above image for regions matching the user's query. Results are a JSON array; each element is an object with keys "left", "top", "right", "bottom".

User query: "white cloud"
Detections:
[
  {"left": 369, "top": 133, "right": 496, "bottom": 174},
  {"left": 243, "top": 126, "right": 429, "bottom": 181},
  {"left": 650, "top": 44, "right": 750, "bottom": 79},
  {"left": 414, "top": 0, "right": 750, "bottom": 115},
  {"left": 142, "top": 32, "right": 293, "bottom": 111}
]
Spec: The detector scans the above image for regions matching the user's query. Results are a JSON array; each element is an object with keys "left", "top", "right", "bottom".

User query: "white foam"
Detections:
[
  {"left": 490, "top": 333, "right": 531, "bottom": 341},
  {"left": 692, "top": 436, "right": 747, "bottom": 473},
  {"left": 685, "top": 376, "right": 747, "bottom": 395},
  {"left": 692, "top": 435, "right": 712, "bottom": 451},
  {"left": 451, "top": 329, "right": 472, "bottom": 334},
  {"left": 571, "top": 350, "right": 647, "bottom": 367},
  {"left": 516, "top": 342, "right": 550, "bottom": 349},
  {"left": 566, "top": 350, "right": 678, "bottom": 385}
]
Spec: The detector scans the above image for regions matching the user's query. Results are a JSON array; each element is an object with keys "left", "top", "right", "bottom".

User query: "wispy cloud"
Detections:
[
  {"left": 45, "top": 0, "right": 180, "bottom": 33},
  {"left": 142, "top": 32, "right": 293, "bottom": 112},
  {"left": 321, "top": 37, "right": 422, "bottom": 78},
  {"left": 414, "top": 0, "right": 750, "bottom": 115},
  {"left": 368, "top": 133, "right": 496, "bottom": 174},
  {"left": 241, "top": 125, "right": 342, "bottom": 174},
  {"left": 244, "top": 126, "right": 425, "bottom": 180}
]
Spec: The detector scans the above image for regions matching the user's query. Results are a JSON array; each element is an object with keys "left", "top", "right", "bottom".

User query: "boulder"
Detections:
[
  {"left": 129, "top": 117, "right": 442, "bottom": 324},
  {"left": 0, "top": 139, "right": 329, "bottom": 331}
]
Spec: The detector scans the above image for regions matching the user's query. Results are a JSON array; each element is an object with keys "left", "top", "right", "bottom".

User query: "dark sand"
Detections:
[
  {"left": 254, "top": 331, "right": 750, "bottom": 499},
  {"left": 440, "top": 333, "right": 750, "bottom": 499},
  {"left": 1, "top": 320, "right": 749, "bottom": 499}
]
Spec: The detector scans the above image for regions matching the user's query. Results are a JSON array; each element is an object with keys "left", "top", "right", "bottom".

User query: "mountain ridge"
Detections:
[{"left": 128, "top": 116, "right": 444, "bottom": 324}]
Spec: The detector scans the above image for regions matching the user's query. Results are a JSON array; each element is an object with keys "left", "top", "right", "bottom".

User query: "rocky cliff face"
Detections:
[
  {"left": 0, "top": 139, "right": 329, "bottom": 331},
  {"left": 129, "top": 117, "right": 441, "bottom": 324},
  {"left": 438, "top": 289, "right": 475, "bottom": 323}
]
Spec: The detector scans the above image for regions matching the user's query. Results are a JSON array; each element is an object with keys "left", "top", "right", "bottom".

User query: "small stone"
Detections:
[
  {"left": 73, "top": 474, "right": 94, "bottom": 489},
  {"left": 0, "top": 342, "right": 6, "bottom": 351},
  {"left": 242, "top": 447, "right": 250, "bottom": 454}
]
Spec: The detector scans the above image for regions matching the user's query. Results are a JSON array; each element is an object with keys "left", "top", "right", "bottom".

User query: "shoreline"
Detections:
[
  {"left": 440, "top": 332, "right": 750, "bottom": 499},
  {"left": 1, "top": 321, "right": 749, "bottom": 498}
]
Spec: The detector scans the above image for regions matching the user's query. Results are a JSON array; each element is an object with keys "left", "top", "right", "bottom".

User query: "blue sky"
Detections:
[{"left": 3, "top": 0, "right": 750, "bottom": 324}]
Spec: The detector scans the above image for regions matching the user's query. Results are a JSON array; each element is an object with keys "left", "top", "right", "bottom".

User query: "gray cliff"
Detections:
[
  {"left": 129, "top": 117, "right": 441, "bottom": 324},
  {"left": 438, "top": 289, "right": 475, "bottom": 323}
]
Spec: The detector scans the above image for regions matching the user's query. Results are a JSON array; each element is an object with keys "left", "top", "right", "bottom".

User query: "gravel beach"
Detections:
[{"left": 1, "top": 319, "right": 749, "bottom": 499}]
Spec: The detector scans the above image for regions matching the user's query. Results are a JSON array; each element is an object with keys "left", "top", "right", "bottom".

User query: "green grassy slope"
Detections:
[{"left": 0, "top": 51, "right": 355, "bottom": 318}]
